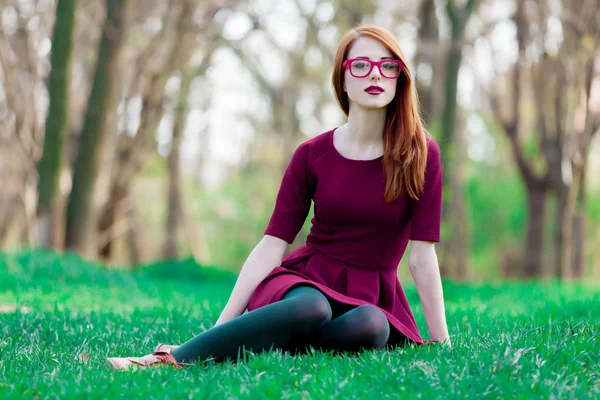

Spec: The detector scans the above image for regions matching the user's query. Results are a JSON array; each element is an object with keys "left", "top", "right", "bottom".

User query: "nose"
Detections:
[{"left": 370, "top": 65, "right": 381, "bottom": 81}]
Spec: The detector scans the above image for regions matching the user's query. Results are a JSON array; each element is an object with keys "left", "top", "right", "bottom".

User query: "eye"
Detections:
[
  {"left": 352, "top": 60, "right": 369, "bottom": 68},
  {"left": 382, "top": 61, "right": 399, "bottom": 70}
]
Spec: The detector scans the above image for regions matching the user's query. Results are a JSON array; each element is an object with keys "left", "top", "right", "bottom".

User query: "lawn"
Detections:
[{"left": 0, "top": 249, "right": 598, "bottom": 399}]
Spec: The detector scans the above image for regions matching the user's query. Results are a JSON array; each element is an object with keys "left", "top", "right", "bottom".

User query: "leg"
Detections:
[
  {"left": 306, "top": 304, "right": 391, "bottom": 353},
  {"left": 170, "top": 285, "right": 333, "bottom": 364},
  {"left": 283, "top": 288, "right": 391, "bottom": 355}
]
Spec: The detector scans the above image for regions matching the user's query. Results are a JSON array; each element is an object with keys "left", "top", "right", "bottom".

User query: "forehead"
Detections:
[{"left": 347, "top": 36, "right": 393, "bottom": 59}]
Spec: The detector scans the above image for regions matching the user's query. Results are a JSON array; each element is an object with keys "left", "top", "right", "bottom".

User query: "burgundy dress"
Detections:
[{"left": 246, "top": 127, "right": 442, "bottom": 346}]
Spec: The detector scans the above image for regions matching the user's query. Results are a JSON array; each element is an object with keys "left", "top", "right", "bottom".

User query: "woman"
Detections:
[{"left": 107, "top": 24, "right": 450, "bottom": 370}]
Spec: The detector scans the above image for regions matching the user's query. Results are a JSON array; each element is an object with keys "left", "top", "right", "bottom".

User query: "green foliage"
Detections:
[
  {"left": 140, "top": 257, "right": 237, "bottom": 283},
  {"left": 126, "top": 126, "right": 600, "bottom": 279},
  {"left": 175, "top": 157, "right": 600, "bottom": 278},
  {"left": 522, "top": 134, "right": 541, "bottom": 160},
  {"left": 0, "top": 250, "right": 599, "bottom": 398},
  {"left": 144, "top": 153, "right": 170, "bottom": 179},
  {"left": 586, "top": 188, "right": 600, "bottom": 221},
  {"left": 465, "top": 161, "right": 527, "bottom": 275},
  {"left": 0, "top": 248, "right": 235, "bottom": 295},
  {"left": 181, "top": 165, "right": 315, "bottom": 271}
]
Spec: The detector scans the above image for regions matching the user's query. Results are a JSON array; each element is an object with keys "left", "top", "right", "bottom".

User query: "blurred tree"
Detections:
[
  {"left": 488, "top": 0, "right": 599, "bottom": 279},
  {"left": 532, "top": 0, "right": 599, "bottom": 279},
  {"left": 96, "top": 0, "right": 231, "bottom": 263},
  {"left": 95, "top": 2, "right": 182, "bottom": 262},
  {"left": 36, "top": 0, "right": 78, "bottom": 250},
  {"left": 415, "top": 0, "right": 441, "bottom": 124},
  {"left": 488, "top": 0, "right": 550, "bottom": 278},
  {"left": 163, "top": 3, "right": 220, "bottom": 260},
  {"left": 438, "top": 0, "right": 479, "bottom": 279},
  {"left": 65, "top": 0, "right": 129, "bottom": 256},
  {"left": 0, "top": 0, "right": 55, "bottom": 246}
]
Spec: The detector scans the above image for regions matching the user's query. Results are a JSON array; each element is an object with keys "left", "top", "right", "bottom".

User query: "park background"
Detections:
[
  {"left": 1, "top": 0, "right": 599, "bottom": 282},
  {"left": 0, "top": 0, "right": 599, "bottom": 398}
]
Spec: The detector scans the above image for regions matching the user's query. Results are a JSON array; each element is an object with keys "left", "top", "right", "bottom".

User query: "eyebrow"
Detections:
[{"left": 354, "top": 56, "right": 395, "bottom": 60}]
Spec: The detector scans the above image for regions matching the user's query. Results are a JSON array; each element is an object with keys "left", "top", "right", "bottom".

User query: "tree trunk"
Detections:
[
  {"left": 523, "top": 181, "right": 548, "bottom": 278},
  {"left": 97, "top": 181, "right": 127, "bottom": 259},
  {"left": 97, "top": 1, "right": 196, "bottom": 262},
  {"left": 452, "top": 111, "right": 469, "bottom": 279},
  {"left": 126, "top": 202, "right": 147, "bottom": 267},
  {"left": 96, "top": 73, "right": 164, "bottom": 260},
  {"left": 572, "top": 166, "right": 586, "bottom": 278},
  {"left": 163, "top": 72, "right": 192, "bottom": 260},
  {"left": 17, "top": 178, "right": 36, "bottom": 246},
  {"left": 414, "top": 0, "right": 440, "bottom": 124},
  {"left": 21, "top": 174, "right": 38, "bottom": 246},
  {"left": 37, "top": 0, "right": 78, "bottom": 250},
  {"left": 18, "top": 203, "right": 29, "bottom": 246},
  {"left": 0, "top": 172, "right": 22, "bottom": 246},
  {"left": 65, "top": 0, "right": 128, "bottom": 257},
  {"left": 438, "top": 0, "right": 477, "bottom": 278},
  {"left": 553, "top": 182, "right": 576, "bottom": 280},
  {"left": 571, "top": 210, "right": 585, "bottom": 278},
  {"left": 277, "top": 89, "right": 296, "bottom": 176},
  {"left": 554, "top": 165, "right": 585, "bottom": 280},
  {"left": 490, "top": 0, "right": 550, "bottom": 279},
  {"left": 0, "top": 194, "right": 19, "bottom": 247},
  {"left": 553, "top": 187, "right": 565, "bottom": 278},
  {"left": 537, "top": 2, "right": 598, "bottom": 280}
]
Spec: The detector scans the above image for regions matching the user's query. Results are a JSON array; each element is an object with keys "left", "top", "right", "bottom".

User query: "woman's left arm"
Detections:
[{"left": 408, "top": 240, "right": 450, "bottom": 346}]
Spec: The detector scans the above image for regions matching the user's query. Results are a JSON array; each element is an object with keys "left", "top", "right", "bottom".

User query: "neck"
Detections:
[{"left": 346, "top": 102, "right": 386, "bottom": 145}]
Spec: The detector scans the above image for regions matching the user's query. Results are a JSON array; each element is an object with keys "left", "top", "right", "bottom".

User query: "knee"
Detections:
[
  {"left": 354, "top": 306, "right": 390, "bottom": 348},
  {"left": 293, "top": 295, "right": 332, "bottom": 332}
]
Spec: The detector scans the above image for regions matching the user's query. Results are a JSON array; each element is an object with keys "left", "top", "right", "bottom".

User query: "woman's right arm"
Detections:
[
  {"left": 213, "top": 234, "right": 288, "bottom": 326},
  {"left": 213, "top": 143, "right": 314, "bottom": 326}
]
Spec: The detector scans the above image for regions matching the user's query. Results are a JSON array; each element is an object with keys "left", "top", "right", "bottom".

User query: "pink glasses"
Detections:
[{"left": 342, "top": 58, "right": 404, "bottom": 79}]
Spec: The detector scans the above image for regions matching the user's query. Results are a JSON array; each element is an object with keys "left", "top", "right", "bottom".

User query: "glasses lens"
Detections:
[
  {"left": 350, "top": 60, "right": 371, "bottom": 77},
  {"left": 381, "top": 61, "right": 401, "bottom": 78}
]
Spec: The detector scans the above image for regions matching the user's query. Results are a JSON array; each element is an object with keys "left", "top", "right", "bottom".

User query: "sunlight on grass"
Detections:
[{"left": 0, "top": 249, "right": 598, "bottom": 399}]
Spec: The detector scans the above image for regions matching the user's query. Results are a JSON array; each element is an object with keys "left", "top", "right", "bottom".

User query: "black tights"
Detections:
[{"left": 170, "top": 285, "right": 392, "bottom": 365}]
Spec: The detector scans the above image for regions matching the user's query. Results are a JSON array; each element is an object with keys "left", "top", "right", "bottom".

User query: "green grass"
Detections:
[{"left": 0, "top": 249, "right": 598, "bottom": 399}]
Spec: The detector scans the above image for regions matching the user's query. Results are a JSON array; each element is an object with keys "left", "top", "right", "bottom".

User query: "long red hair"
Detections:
[{"left": 331, "top": 25, "right": 429, "bottom": 203}]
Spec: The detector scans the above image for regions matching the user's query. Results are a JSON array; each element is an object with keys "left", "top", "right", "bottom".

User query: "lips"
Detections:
[{"left": 365, "top": 85, "right": 384, "bottom": 94}]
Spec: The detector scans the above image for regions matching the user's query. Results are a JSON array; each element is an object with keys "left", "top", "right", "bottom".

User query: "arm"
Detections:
[
  {"left": 216, "top": 143, "right": 314, "bottom": 325},
  {"left": 407, "top": 138, "right": 447, "bottom": 344},
  {"left": 408, "top": 240, "right": 450, "bottom": 345},
  {"left": 214, "top": 234, "right": 287, "bottom": 326}
]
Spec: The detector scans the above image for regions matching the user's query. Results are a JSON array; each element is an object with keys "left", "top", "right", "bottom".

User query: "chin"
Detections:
[
  {"left": 347, "top": 89, "right": 395, "bottom": 109},
  {"left": 353, "top": 96, "right": 393, "bottom": 110}
]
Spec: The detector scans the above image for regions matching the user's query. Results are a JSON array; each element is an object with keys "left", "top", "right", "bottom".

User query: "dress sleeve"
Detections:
[
  {"left": 409, "top": 138, "right": 443, "bottom": 242},
  {"left": 264, "top": 143, "right": 315, "bottom": 244}
]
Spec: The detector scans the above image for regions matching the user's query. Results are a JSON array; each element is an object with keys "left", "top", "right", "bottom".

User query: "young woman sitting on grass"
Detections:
[{"left": 106, "top": 24, "right": 450, "bottom": 370}]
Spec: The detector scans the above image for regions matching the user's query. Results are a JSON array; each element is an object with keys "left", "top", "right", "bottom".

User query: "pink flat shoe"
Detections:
[
  {"left": 153, "top": 343, "right": 180, "bottom": 353},
  {"left": 106, "top": 343, "right": 188, "bottom": 371}
]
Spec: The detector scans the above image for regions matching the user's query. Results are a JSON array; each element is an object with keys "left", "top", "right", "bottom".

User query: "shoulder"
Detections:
[
  {"left": 425, "top": 136, "right": 440, "bottom": 156},
  {"left": 293, "top": 128, "right": 336, "bottom": 165},
  {"left": 425, "top": 136, "right": 441, "bottom": 166}
]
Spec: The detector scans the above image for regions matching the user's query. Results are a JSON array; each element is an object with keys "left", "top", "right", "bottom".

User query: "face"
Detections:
[{"left": 343, "top": 36, "right": 399, "bottom": 110}]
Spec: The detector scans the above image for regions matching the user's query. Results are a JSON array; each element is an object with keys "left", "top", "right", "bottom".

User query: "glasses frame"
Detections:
[{"left": 342, "top": 58, "right": 404, "bottom": 79}]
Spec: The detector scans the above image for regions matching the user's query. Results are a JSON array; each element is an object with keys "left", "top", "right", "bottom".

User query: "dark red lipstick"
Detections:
[{"left": 365, "top": 85, "right": 384, "bottom": 95}]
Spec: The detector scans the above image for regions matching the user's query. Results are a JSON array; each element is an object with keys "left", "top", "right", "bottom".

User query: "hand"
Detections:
[{"left": 438, "top": 337, "right": 452, "bottom": 348}]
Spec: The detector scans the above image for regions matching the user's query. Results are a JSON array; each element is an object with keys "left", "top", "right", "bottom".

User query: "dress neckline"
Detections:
[{"left": 330, "top": 127, "right": 384, "bottom": 162}]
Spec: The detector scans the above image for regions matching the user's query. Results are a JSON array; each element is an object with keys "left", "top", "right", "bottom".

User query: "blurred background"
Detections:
[{"left": 0, "top": 0, "right": 598, "bottom": 282}]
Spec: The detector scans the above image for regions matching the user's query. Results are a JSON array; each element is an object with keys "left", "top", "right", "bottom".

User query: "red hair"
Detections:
[{"left": 331, "top": 25, "right": 429, "bottom": 203}]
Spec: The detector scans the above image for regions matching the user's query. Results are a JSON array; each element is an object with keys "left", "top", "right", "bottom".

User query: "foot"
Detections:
[{"left": 106, "top": 343, "right": 188, "bottom": 371}]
